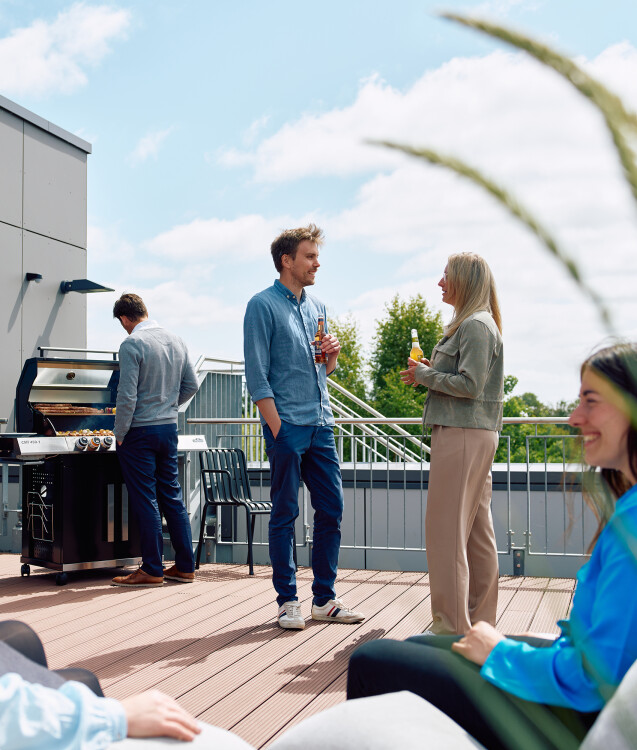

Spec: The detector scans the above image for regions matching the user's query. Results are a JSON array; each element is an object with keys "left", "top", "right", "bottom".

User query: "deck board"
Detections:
[{"left": 0, "top": 554, "right": 575, "bottom": 748}]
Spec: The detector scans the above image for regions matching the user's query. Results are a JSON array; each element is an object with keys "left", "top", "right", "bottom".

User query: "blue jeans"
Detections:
[
  {"left": 263, "top": 422, "right": 344, "bottom": 607},
  {"left": 116, "top": 424, "right": 194, "bottom": 578}
]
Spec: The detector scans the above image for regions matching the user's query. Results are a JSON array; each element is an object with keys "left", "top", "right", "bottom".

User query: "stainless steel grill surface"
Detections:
[{"left": 1, "top": 354, "right": 136, "bottom": 584}]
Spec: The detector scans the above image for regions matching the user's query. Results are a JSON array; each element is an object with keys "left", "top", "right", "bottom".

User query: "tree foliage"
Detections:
[
  {"left": 328, "top": 314, "right": 368, "bottom": 403},
  {"left": 495, "top": 382, "right": 578, "bottom": 464},
  {"left": 327, "top": 301, "right": 577, "bottom": 464},
  {"left": 370, "top": 294, "right": 443, "bottom": 398}
]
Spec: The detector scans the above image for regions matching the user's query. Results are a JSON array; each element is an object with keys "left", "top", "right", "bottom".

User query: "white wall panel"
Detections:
[
  {"left": 23, "top": 123, "right": 87, "bottom": 248},
  {"left": 0, "top": 109, "right": 23, "bottom": 228},
  {"left": 0, "top": 223, "right": 24, "bottom": 427},
  {"left": 21, "top": 232, "right": 87, "bottom": 362}
]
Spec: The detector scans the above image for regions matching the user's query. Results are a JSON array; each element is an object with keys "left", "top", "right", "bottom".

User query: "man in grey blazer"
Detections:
[{"left": 111, "top": 293, "right": 199, "bottom": 587}]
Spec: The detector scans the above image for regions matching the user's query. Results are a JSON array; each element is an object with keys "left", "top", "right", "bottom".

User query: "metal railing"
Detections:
[{"left": 186, "top": 414, "right": 589, "bottom": 577}]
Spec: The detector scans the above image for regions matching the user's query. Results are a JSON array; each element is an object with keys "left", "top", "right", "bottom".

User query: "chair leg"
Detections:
[
  {"left": 195, "top": 503, "right": 208, "bottom": 571},
  {"left": 246, "top": 509, "right": 255, "bottom": 576}
]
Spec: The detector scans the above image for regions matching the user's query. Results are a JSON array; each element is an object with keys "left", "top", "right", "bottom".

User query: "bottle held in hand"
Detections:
[
  {"left": 314, "top": 315, "right": 328, "bottom": 364},
  {"left": 410, "top": 329, "right": 423, "bottom": 363}
]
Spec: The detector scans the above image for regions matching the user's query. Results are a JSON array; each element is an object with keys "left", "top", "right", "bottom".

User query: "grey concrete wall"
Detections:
[
  {"left": 203, "top": 466, "right": 594, "bottom": 579},
  {"left": 0, "top": 102, "right": 89, "bottom": 429}
]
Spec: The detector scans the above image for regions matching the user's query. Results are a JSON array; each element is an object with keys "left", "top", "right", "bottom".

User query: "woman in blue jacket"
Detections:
[{"left": 348, "top": 342, "right": 637, "bottom": 750}]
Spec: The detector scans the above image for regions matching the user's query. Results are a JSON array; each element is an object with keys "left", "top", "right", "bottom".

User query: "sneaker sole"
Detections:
[
  {"left": 278, "top": 619, "right": 306, "bottom": 630},
  {"left": 312, "top": 613, "right": 365, "bottom": 624},
  {"left": 164, "top": 575, "right": 195, "bottom": 583}
]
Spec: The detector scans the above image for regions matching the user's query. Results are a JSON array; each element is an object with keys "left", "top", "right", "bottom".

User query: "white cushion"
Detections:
[
  {"left": 269, "top": 691, "right": 485, "bottom": 750},
  {"left": 109, "top": 723, "right": 254, "bottom": 749},
  {"left": 581, "top": 660, "right": 637, "bottom": 750}
]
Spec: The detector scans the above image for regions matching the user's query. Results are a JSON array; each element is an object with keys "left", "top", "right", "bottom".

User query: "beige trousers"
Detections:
[{"left": 426, "top": 425, "right": 499, "bottom": 635}]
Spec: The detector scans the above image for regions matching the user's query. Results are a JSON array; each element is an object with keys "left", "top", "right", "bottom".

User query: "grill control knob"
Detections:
[
  {"left": 101, "top": 436, "right": 114, "bottom": 450},
  {"left": 87, "top": 437, "right": 101, "bottom": 451},
  {"left": 75, "top": 437, "right": 89, "bottom": 451}
]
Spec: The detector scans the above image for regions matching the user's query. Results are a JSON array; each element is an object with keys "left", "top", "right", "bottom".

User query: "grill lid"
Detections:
[{"left": 16, "top": 357, "right": 120, "bottom": 434}]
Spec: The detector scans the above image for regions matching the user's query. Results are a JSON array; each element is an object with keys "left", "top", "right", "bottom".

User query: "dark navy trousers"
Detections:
[
  {"left": 116, "top": 424, "right": 194, "bottom": 578},
  {"left": 263, "top": 422, "right": 343, "bottom": 607}
]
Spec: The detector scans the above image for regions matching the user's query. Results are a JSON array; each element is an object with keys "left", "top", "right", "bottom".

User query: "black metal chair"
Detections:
[{"left": 197, "top": 447, "right": 296, "bottom": 575}]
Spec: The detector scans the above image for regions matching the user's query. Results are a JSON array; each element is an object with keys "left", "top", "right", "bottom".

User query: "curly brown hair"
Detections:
[{"left": 581, "top": 342, "right": 637, "bottom": 551}]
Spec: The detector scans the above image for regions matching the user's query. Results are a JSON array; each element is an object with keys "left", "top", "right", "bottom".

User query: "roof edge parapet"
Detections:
[{"left": 0, "top": 94, "right": 92, "bottom": 154}]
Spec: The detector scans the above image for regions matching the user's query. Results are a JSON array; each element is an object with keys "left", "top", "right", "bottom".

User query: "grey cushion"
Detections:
[
  {"left": 581, "top": 660, "right": 637, "bottom": 750},
  {"left": 269, "top": 691, "right": 485, "bottom": 750},
  {"left": 0, "top": 641, "right": 64, "bottom": 689}
]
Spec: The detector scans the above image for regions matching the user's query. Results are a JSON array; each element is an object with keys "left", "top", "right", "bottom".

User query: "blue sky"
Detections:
[{"left": 2, "top": 0, "right": 637, "bottom": 404}]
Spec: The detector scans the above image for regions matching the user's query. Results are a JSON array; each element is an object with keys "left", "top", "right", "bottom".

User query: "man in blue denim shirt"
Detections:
[{"left": 244, "top": 225, "right": 365, "bottom": 630}]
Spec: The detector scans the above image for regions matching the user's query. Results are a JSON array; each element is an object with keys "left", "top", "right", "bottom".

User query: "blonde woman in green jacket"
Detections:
[{"left": 401, "top": 253, "right": 504, "bottom": 635}]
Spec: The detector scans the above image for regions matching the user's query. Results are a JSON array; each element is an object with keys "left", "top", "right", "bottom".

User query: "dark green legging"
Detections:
[{"left": 347, "top": 635, "right": 598, "bottom": 750}]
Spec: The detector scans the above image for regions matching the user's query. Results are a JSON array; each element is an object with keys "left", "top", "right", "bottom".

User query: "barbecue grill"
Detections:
[{"left": 0, "top": 347, "right": 207, "bottom": 585}]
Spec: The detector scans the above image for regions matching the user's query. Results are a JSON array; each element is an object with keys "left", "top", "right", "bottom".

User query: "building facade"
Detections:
[{"left": 0, "top": 95, "right": 92, "bottom": 430}]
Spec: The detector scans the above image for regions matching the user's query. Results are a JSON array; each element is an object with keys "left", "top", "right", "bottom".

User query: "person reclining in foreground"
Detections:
[
  {"left": 0, "top": 620, "right": 201, "bottom": 748},
  {"left": 347, "top": 341, "right": 637, "bottom": 750}
]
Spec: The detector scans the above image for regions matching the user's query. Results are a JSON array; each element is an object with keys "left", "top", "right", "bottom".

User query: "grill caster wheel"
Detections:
[
  {"left": 20, "top": 564, "right": 30, "bottom": 577},
  {"left": 55, "top": 572, "right": 68, "bottom": 586}
]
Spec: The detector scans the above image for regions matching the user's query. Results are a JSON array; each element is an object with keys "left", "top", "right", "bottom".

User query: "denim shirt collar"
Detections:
[{"left": 274, "top": 279, "right": 306, "bottom": 304}]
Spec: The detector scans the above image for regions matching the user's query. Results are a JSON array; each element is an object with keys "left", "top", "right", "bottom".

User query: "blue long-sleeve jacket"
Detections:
[{"left": 481, "top": 483, "right": 637, "bottom": 711}]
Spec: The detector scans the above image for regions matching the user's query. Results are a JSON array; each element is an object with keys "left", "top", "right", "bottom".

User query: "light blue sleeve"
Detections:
[
  {"left": 481, "top": 515, "right": 637, "bottom": 712},
  {"left": 243, "top": 297, "right": 274, "bottom": 403},
  {"left": 0, "top": 673, "right": 127, "bottom": 749}
]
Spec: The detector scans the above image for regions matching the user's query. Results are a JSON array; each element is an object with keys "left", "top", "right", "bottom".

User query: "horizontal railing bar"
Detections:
[
  {"left": 188, "top": 417, "right": 570, "bottom": 425},
  {"left": 195, "top": 356, "right": 245, "bottom": 368},
  {"left": 37, "top": 346, "right": 119, "bottom": 356}
]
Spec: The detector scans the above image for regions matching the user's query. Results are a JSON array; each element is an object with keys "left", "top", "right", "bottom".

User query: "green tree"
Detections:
[
  {"left": 328, "top": 314, "right": 367, "bottom": 402},
  {"left": 373, "top": 373, "right": 426, "bottom": 419},
  {"left": 495, "top": 378, "right": 578, "bottom": 463},
  {"left": 370, "top": 294, "right": 443, "bottom": 398}
]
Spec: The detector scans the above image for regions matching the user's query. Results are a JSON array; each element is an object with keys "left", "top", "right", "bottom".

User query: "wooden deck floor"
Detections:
[{"left": 0, "top": 554, "right": 576, "bottom": 748}]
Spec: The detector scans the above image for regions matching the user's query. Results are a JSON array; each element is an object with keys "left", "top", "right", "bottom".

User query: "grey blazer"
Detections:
[{"left": 414, "top": 310, "right": 503, "bottom": 431}]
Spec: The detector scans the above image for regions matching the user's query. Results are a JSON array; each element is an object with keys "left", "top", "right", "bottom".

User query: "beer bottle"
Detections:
[
  {"left": 314, "top": 315, "right": 328, "bottom": 364},
  {"left": 410, "top": 329, "right": 423, "bottom": 362}
]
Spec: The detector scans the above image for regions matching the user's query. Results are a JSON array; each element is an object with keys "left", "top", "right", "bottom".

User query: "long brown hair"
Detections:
[
  {"left": 581, "top": 342, "right": 637, "bottom": 550},
  {"left": 445, "top": 252, "right": 502, "bottom": 337}
]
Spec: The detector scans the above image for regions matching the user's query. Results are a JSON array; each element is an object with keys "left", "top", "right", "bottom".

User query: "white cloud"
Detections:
[
  {"left": 243, "top": 114, "right": 270, "bottom": 146},
  {"left": 142, "top": 213, "right": 309, "bottom": 261},
  {"left": 128, "top": 126, "right": 175, "bottom": 165},
  {"left": 0, "top": 3, "right": 131, "bottom": 97},
  {"left": 87, "top": 41, "right": 637, "bottom": 404},
  {"left": 218, "top": 45, "right": 637, "bottom": 191}
]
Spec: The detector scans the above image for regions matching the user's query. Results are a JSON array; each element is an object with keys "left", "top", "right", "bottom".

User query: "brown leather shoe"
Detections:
[
  {"left": 163, "top": 564, "right": 195, "bottom": 583},
  {"left": 112, "top": 568, "right": 163, "bottom": 587}
]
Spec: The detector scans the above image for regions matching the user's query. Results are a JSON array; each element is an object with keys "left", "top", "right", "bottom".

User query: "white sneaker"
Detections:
[
  {"left": 311, "top": 598, "right": 365, "bottom": 624},
  {"left": 277, "top": 601, "right": 305, "bottom": 630}
]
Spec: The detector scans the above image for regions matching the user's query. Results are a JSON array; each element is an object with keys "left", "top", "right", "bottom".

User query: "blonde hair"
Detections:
[{"left": 445, "top": 253, "right": 502, "bottom": 337}]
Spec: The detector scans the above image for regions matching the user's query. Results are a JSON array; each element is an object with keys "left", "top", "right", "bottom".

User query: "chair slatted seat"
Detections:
[{"left": 197, "top": 447, "right": 296, "bottom": 575}]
